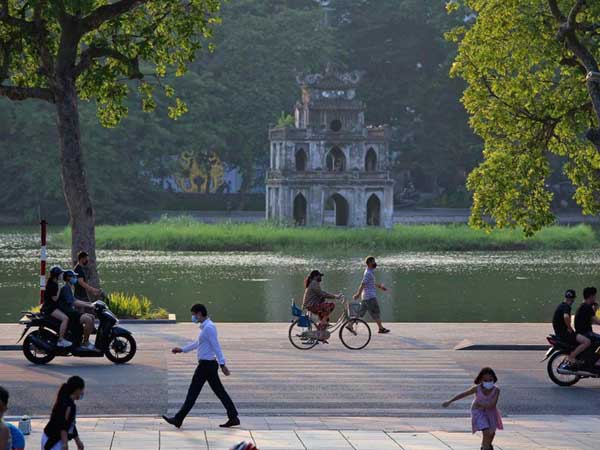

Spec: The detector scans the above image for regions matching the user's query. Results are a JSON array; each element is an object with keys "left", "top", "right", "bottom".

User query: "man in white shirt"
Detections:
[{"left": 163, "top": 304, "right": 240, "bottom": 428}]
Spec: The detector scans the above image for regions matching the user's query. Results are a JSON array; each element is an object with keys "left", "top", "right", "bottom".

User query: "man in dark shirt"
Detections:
[
  {"left": 574, "top": 286, "right": 600, "bottom": 370},
  {"left": 552, "top": 289, "right": 589, "bottom": 364},
  {"left": 73, "top": 251, "right": 100, "bottom": 302}
]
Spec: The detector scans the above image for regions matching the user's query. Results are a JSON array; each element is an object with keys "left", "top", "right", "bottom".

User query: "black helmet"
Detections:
[
  {"left": 49, "top": 266, "right": 63, "bottom": 277},
  {"left": 62, "top": 270, "right": 76, "bottom": 281},
  {"left": 565, "top": 289, "right": 577, "bottom": 299}
]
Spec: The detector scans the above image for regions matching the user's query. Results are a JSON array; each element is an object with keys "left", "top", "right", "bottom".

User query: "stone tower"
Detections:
[{"left": 265, "top": 66, "right": 394, "bottom": 228}]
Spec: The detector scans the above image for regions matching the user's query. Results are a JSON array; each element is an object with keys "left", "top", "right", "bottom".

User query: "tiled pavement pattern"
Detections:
[{"left": 8, "top": 415, "right": 600, "bottom": 450}]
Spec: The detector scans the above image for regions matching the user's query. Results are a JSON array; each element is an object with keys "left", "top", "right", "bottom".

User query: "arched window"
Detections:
[
  {"left": 366, "top": 194, "right": 381, "bottom": 226},
  {"left": 293, "top": 193, "right": 307, "bottom": 226},
  {"left": 326, "top": 147, "right": 346, "bottom": 172},
  {"left": 295, "top": 148, "right": 307, "bottom": 171},
  {"left": 325, "top": 193, "right": 349, "bottom": 226},
  {"left": 365, "top": 148, "right": 377, "bottom": 172}
]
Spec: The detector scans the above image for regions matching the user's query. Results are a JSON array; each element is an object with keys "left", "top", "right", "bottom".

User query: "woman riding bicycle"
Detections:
[{"left": 302, "top": 270, "right": 341, "bottom": 340}]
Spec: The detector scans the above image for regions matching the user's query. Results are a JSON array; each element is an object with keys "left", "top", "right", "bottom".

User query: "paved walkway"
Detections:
[
  {"left": 5, "top": 415, "right": 598, "bottom": 449},
  {"left": 5, "top": 323, "right": 598, "bottom": 417}
]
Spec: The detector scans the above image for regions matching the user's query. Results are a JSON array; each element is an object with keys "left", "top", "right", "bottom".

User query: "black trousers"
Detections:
[{"left": 175, "top": 360, "right": 238, "bottom": 422}]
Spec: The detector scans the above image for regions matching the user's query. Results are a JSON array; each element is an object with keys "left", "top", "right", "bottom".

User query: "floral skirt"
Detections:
[{"left": 308, "top": 302, "right": 335, "bottom": 320}]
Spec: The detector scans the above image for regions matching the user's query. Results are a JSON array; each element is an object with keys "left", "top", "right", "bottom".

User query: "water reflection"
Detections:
[{"left": 1, "top": 232, "right": 599, "bottom": 323}]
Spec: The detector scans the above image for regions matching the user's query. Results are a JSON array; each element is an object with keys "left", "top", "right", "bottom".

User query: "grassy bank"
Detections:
[{"left": 61, "top": 217, "right": 600, "bottom": 252}]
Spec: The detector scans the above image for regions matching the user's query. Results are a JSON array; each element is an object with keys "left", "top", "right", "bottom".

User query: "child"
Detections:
[{"left": 442, "top": 367, "right": 503, "bottom": 450}]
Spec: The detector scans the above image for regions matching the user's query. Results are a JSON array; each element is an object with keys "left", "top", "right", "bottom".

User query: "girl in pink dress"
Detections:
[{"left": 443, "top": 367, "right": 503, "bottom": 450}]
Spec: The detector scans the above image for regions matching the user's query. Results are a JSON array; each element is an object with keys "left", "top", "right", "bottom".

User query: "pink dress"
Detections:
[{"left": 471, "top": 385, "right": 503, "bottom": 433}]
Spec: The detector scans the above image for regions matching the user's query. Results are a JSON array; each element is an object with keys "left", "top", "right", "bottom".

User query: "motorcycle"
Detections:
[
  {"left": 543, "top": 334, "right": 600, "bottom": 386},
  {"left": 18, "top": 300, "right": 137, "bottom": 365}
]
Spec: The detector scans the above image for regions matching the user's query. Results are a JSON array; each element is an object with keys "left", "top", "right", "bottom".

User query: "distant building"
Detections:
[{"left": 265, "top": 65, "right": 394, "bottom": 228}]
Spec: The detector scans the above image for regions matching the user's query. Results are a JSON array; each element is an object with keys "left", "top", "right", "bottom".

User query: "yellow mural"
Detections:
[{"left": 176, "top": 151, "right": 225, "bottom": 193}]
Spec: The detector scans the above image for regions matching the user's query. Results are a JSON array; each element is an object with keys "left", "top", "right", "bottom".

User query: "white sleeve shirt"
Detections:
[{"left": 182, "top": 318, "right": 226, "bottom": 365}]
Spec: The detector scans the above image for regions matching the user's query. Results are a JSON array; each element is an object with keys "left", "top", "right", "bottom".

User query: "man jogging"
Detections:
[
  {"left": 163, "top": 304, "right": 240, "bottom": 429},
  {"left": 353, "top": 256, "right": 390, "bottom": 334}
]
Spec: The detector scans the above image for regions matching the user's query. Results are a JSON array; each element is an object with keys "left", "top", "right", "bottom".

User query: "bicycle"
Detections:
[{"left": 288, "top": 294, "right": 372, "bottom": 350}]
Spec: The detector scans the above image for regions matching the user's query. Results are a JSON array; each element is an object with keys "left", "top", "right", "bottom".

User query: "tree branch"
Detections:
[
  {"left": 547, "top": 0, "right": 566, "bottom": 23},
  {"left": 0, "top": 85, "right": 54, "bottom": 102},
  {"left": 75, "top": 45, "right": 143, "bottom": 79},
  {"left": 80, "top": 0, "right": 150, "bottom": 33}
]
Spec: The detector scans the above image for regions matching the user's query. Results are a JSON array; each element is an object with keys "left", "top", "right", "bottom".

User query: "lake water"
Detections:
[{"left": 1, "top": 231, "right": 599, "bottom": 323}]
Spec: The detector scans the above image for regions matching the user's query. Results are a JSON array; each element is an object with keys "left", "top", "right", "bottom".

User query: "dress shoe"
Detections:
[
  {"left": 162, "top": 415, "right": 182, "bottom": 428},
  {"left": 219, "top": 417, "right": 241, "bottom": 428}
]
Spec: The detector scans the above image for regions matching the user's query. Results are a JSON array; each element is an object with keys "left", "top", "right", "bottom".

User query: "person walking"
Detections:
[
  {"left": 163, "top": 304, "right": 240, "bottom": 429},
  {"left": 353, "top": 256, "right": 390, "bottom": 333},
  {"left": 42, "top": 376, "right": 86, "bottom": 450},
  {"left": 442, "top": 367, "right": 503, "bottom": 450},
  {"left": 0, "top": 386, "right": 12, "bottom": 450}
]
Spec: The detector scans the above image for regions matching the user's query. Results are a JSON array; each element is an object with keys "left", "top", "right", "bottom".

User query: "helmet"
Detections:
[
  {"left": 49, "top": 266, "right": 63, "bottom": 277},
  {"left": 62, "top": 270, "right": 76, "bottom": 281}
]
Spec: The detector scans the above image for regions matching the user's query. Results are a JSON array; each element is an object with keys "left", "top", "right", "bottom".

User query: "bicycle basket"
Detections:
[
  {"left": 348, "top": 302, "right": 362, "bottom": 318},
  {"left": 291, "top": 303, "right": 303, "bottom": 317}
]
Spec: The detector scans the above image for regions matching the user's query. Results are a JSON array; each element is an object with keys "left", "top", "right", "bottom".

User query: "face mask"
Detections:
[
  {"left": 191, "top": 315, "right": 199, "bottom": 324},
  {"left": 316, "top": 277, "right": 322, "bottom": 283},
  {"left": 69, "top": 277, "right": 78, "bottom": 285},
  {"left": 482, "top": 381, "right": 495, "bottom": 390}
]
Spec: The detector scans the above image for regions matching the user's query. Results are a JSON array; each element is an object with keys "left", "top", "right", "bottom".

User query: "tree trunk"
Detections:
[{"left": 55, "top": 75, "right": 100, "bottom": 287}]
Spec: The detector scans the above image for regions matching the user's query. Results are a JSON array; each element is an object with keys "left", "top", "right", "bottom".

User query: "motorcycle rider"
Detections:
[
  {"left": 59, "top": 270, "right": 96, "bottom": 350},
  {"left": 73, "top": 251, "right": 101, "bottom": 303},
  {"left": 574, "top": 286, "right": 600, "bottom": 372},
  {"left": 41, "top": 266, "right": 72, "bottom": 348}
]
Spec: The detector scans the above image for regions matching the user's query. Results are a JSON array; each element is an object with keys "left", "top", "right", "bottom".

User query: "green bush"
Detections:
[{"left": 107, "top": 292, "right": 169, "bottom": 319}]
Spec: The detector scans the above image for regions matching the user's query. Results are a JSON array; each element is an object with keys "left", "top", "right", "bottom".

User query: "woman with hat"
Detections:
[
  {"left": 302, "top": 270, "right": 341, "bottom": 341},
  {"left": 41, "top": 266, "right": 72, "bottom": 348}
]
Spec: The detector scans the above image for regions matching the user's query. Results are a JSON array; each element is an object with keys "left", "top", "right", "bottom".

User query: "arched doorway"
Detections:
[
  {"left": 325, "top": 193, "right": 349, "bottom": 226},
  {"left": 365, "top": 148, "right": 377, "bottom": 172},
  {"left": 366, "top": 194, "right": 381, "bottom": 226},
  {"left": 293, "top": 193, "right": 307, "bottom": 226},
  {"left": 326, "top": 147, "right": 346, "bottom": 172},
  {"left": 295, "top": 148, "right": 307, "bottom": 171}
]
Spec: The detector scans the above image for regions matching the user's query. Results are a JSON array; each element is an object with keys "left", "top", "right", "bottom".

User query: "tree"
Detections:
[
  {"left": 335, "top": 0, "right": 481, "bottom": 200},
  {"left": 448, "top": 0, "right": 600, "bottom": 234},
  {"left": 0, "top": 0, "right": 220, "bottom": 282}
]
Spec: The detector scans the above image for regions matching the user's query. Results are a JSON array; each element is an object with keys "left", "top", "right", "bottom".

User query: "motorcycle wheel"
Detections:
[
  {"left": 22, "top": 330, "right": 56, "bottom": 365},
  {"left": 547, "top": 351, "right": 581, "bottom": 386},
  {"left": 105, "top": 334, "right": 137, "bottom": 364}
]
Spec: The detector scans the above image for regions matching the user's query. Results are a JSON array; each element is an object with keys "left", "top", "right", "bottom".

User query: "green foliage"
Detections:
[
  {"left": 81, "top": 217, "right": 599, "bottom": 252},
  {"left": 336, "top": 0, "right": 482, "bottom": 195},
  {"left": 448, "top": 0, "right": 600, "bottom": 235},
  {"left": 276, "top": 112, "right": 294, "bottom": 128},
  {"left": 106, "top": 292, "right": 169, "bottom": 320}
]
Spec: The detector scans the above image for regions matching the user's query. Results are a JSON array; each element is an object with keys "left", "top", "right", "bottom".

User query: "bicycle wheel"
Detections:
[
  {"left": 339, "top": 318, "right": 371, "bottom": 350},
  {"left": 289, "top": 317, "right": 319, "bottom": 350}
]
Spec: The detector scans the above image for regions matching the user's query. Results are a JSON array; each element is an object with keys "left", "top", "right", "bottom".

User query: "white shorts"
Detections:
[{"left": 41, "top": 433, "right": 63, "bottom": 450}]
